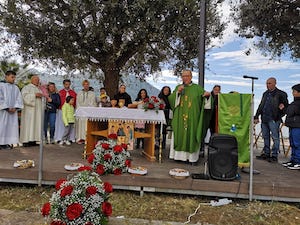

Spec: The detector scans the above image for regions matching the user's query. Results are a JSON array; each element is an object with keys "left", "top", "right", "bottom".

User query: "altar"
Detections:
[{"left": 75, "top": 107, "right": 166, "bottom": 162}]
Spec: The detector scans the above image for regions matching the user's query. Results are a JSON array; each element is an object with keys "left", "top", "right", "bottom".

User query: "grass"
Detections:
[{"left": 0, "top": 183, "right": 300, "bottom": 225}]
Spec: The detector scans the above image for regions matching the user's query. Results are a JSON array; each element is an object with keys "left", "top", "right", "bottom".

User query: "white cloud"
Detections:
[{"left": 210, "top": 50, "right": 300, "bottom": 71}]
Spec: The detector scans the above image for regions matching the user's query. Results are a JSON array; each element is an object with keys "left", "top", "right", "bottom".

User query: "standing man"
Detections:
[
  {"left": 168, "top": 70, "right": 210, "bottom": 163},
  {"left": 254, "top": 77, "right": 288, "bottom": 162},
  {"left": 76, "top": 80, "right": 96, "bottom": 144},
  {"left": 44, "top": 82, "right": 60, "bottom": 144},
  {"left": 54, "top": 79, "right": 77, "bottom": 144},
  {"left": 209, "top": 85, "right": 221, "bottom": 135},
  {"left": 20, "top": 75, "right": 43, "bottom": 147},
  {"left": 0, "top": 71, "right": 23, "bottom": 149}
]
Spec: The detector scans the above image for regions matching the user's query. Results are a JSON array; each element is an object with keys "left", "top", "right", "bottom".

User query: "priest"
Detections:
[
  {"left": 0, "top": 71, "right": 23, "bottom": 149},
  {"left": 168, "top": 70, "right": 210, "bottom": 163},
  {"left": 20, "top": 75, "right": 44, "bottom": 147}
]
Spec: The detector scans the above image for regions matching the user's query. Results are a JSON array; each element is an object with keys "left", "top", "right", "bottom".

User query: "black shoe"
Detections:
[
  {"left": 282, "top": 161, "right": 293, "bottom": 167},
  {"left": 268, "top": 156, "right": 278, "bottom": 163},
  {"left": 256, "top": 153, "right": 268, "bottom": 160},
  {"left": 0, "top": 144, "right": 12, "bottom": 150},
  {"left": 29, "top": 141, "right": 39, "bottom": 146},
  {"left": 23, "top": 142, "right": 30, "bottom": 147}
]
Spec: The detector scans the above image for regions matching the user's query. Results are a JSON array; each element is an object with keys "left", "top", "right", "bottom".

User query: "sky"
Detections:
[{"left": 145, "top": 1, "right": 300, "bottom": 111}]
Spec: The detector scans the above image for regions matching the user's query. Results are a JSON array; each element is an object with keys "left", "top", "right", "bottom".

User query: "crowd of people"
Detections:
[{"left": 0, "top": 69, "right": 299, "bottom": 170}]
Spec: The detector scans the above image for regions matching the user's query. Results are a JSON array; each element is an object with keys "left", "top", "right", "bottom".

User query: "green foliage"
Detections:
[
  {"left": 232, "top": 0, "right": 300, "bottom": 59},
  {"left": 0, "top": 0, "right": 225, "bottom": 94}
]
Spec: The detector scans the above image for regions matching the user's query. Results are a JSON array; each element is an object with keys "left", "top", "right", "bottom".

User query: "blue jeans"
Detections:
[
  {"left": 44, "top": 111, "right": 56, "bottom": 140},
  {"left": 290, "top": 128, "right": 300, "bottom": 164},
  {"left": 261, "top": 120, "right": 281, "bottom": 158}
]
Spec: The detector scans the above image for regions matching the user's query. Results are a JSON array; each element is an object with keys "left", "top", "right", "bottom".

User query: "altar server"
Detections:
[{"left": 0, "top": 71, "right": 23, "bottom": 149}]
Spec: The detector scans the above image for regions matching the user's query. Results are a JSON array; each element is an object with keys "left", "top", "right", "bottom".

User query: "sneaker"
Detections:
[
  {"left": 268, "top": 156, "right": 278, "bottom": 163},
  {"left": 65, "top": 140, "right": 71, "bottom": 146},
  {"left": 59, "top": 141, "right": 64, "bottom": 145},
  {"left": 287, "top": 164, "right": 300, "bottom": 170},
  {"left": 282, "top": 161, "right": 293, "bottom": 167},
  {"left": 256, "top": 153, "right": 268, "bottom": 160},
  {"left": 50, "top": 139, "right": 55, "bottom": 144}
]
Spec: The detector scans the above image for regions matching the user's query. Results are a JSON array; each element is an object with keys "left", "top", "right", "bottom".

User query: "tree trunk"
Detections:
[{"left": 103, "top": 69, "right": 120, "bottom": 100}]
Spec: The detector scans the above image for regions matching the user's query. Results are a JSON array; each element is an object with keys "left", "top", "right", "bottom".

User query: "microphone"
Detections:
[{"left": 243, "top": 75, "right": 258, "bottom": 80}]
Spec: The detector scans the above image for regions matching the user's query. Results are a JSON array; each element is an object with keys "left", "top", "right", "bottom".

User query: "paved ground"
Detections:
[{"left": 0, "top": 209, "right": 203, "bottom": 225}]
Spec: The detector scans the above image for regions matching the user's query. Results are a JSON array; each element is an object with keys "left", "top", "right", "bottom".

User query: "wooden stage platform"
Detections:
[{"left": 0, "top": 139, "right": 299, "bottom": 203}]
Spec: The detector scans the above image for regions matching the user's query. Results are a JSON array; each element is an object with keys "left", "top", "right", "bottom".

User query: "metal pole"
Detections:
[
  {"left": 38, "top": 97, "right": 45, "bottom": 186},
  {"left": 198, "top": 0, "right": 206, "bottom": 86},
  {"left": 249, "top": 82, "right": 254, "bottom": 201}
]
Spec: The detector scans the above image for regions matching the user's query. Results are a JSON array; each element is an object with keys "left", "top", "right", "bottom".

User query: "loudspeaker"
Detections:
[{"left": 208, "top": 134, "right": 238, "bottom": 181}]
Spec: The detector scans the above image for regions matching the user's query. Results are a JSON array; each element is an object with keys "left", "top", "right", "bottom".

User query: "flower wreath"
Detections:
[
  {"left": 87, "top": 139, "right": 131, "bottom": 175},
  {"left": 41, "top": 168, "right": 113, "bottom": 225}
]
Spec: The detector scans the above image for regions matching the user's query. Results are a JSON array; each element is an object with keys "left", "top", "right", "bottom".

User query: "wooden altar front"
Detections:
[{"left": 75, "top": 107, "right": 166, "bottom": 162}]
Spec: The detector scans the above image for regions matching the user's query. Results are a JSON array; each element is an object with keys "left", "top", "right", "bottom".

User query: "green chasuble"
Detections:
[
  {"left": 218, "top": 93, "right": 251, "bottom": 167},
  {"left": 168, "top": 83, "right": 206, "bottom": 153}
]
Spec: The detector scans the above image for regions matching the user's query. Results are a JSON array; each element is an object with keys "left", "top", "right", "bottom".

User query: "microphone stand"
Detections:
[{"left": 242, "top": 75, "right": 259, "bottom": 201}]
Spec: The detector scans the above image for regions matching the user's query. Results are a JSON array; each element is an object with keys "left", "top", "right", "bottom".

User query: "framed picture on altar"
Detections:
[{"left": 108, "top": 121, "right": 134, "bottom": 150}]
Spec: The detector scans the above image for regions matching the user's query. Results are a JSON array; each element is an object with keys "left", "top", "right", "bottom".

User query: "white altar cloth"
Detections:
[{"left": 75, "top": 107, "right": 166, "bottom": 124}]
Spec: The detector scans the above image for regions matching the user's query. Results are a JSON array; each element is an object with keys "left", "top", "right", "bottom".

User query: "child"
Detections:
[
  {"left": 60, "top": 96, "right": 75, "bottom": 145},
  {"left": 283, "top": 84, "right": 300, "bottom": 169},
  {"left": 99, "top": 94, "right": 112, "bottom": 107}
]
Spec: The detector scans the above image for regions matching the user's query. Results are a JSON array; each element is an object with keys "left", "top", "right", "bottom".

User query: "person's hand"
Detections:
[
  {"left": 47, "top": 97, "right": 52, "bottom": 102},
  {"left": 203, "top": 91, "right": 210, "bottom": 97},
  {"left": 279, "top": 103, "right": 285, "bottom": 110},
  {"left": 36, "top": 93, "right": 43, "bottom": 98},
  {"left": 8, "top": 108, "right": 16, "bottom": 114},
  {"left": 254, "top": 118, "right": 259, "bottom": 124},
  {"left": 178, "top": 85, "right": 185, "bottom": 94}
]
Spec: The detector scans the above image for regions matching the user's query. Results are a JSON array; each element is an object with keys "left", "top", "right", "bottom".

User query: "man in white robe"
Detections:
[
  {"left": 20, "top": 75, "right": 44, "bottom": 147},
  {"left": 0, "top": 71, "right": 23, "bottom": 149},
  {"left": 75, "top": 80, "right": 97, "bottom": 144}
]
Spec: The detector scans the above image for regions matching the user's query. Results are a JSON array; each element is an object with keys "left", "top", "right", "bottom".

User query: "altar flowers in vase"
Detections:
[
  {"left": 41, "top": 168, "right": 113, "bottom": 225},
  {"left": 87, "top": 139, "right": 131, "bottom": 175},
  {"left": 143, "top": 96, "right": 165, "bottom": 113}
]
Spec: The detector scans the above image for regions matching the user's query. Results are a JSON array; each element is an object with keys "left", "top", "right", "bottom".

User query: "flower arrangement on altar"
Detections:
[
  {"left": 87, "top": 139, "right": 131, "bottom": 175},
  {"left": 143, "top": 96, "right": 165, "bottom": 113},
  {"left": 41, "top": 168, "right": 113, "bottom": 225}
]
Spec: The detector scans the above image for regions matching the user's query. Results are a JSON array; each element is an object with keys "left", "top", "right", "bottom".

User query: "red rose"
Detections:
[
  {"left": 104, "top": 153, "right": 112, "bottom": 161},
  {"left": 159, "top": 103, "right": 165, "bottom": 109},
  {"left": 66, "top": 203, "right": 83, "bottom": 220},
  {"left": 86, "top": 186, "right": 98, "bottom": 197},
  {"left": 96, "top": 164, "right": 105, "bottom": 175},
  {"left": 125, "top": 159, "right": 131, "bottom": 167},
  {"left": 113, "top": 145, "right": 123, "bottom": 153},
  {"left": 103, "top": 182, "right": 113, "bottom": 193},
  {"left": 85, "top": 223, "right": 93, "bottom": 225},
  {"left": 148, "top": 103, "right": 154, "bottom": 109},
  {"left": 143, "top": 98, "right": 149, "bottom": 103},
  {"left": 41, "top": 202, "right": 51, "bottom": 216},
  {"left": 121, "top": 143, "right": 128, "bottom": 150},
  {"left": 101, "top": 201, "right": 112, "bottom": 216},
  {"left": 78, "top": 166, "right": 92, "bottom": 172},
  {"left": 87, "top": 154, "right": 95, "bottom": 164},
  {"left": 60, "top": 185, "right": 73, "bottom": 197},
  {"left": 101, "top": 143, "right": 110, "bottom": 150},
  {"left": 51, "top": 220, "right": 66, "bottom": 225},
  {"left": 55, "top": 179, "right": 67, "bottom": 190},
  {"left": 108, "top": 133, "right": 117, "bottom": 139},
  {"left": 113, "top": 168, "right": 122, "bottom": 175}
]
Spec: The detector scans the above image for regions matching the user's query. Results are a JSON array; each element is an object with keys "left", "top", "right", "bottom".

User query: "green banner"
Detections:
[{"left": 218, "top": 93, "right": 251, "bottom": 167}]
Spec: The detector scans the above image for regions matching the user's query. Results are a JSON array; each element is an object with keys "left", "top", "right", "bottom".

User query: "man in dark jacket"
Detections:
[
  {"left": 254, "top": 77, "right": 288, "bottom": 162},
  {"left": 44, "top": 82, "right": 60, "bottom": 144},
  {"left": 283, "top": 84, "right": 300, "bottom": 169}
]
